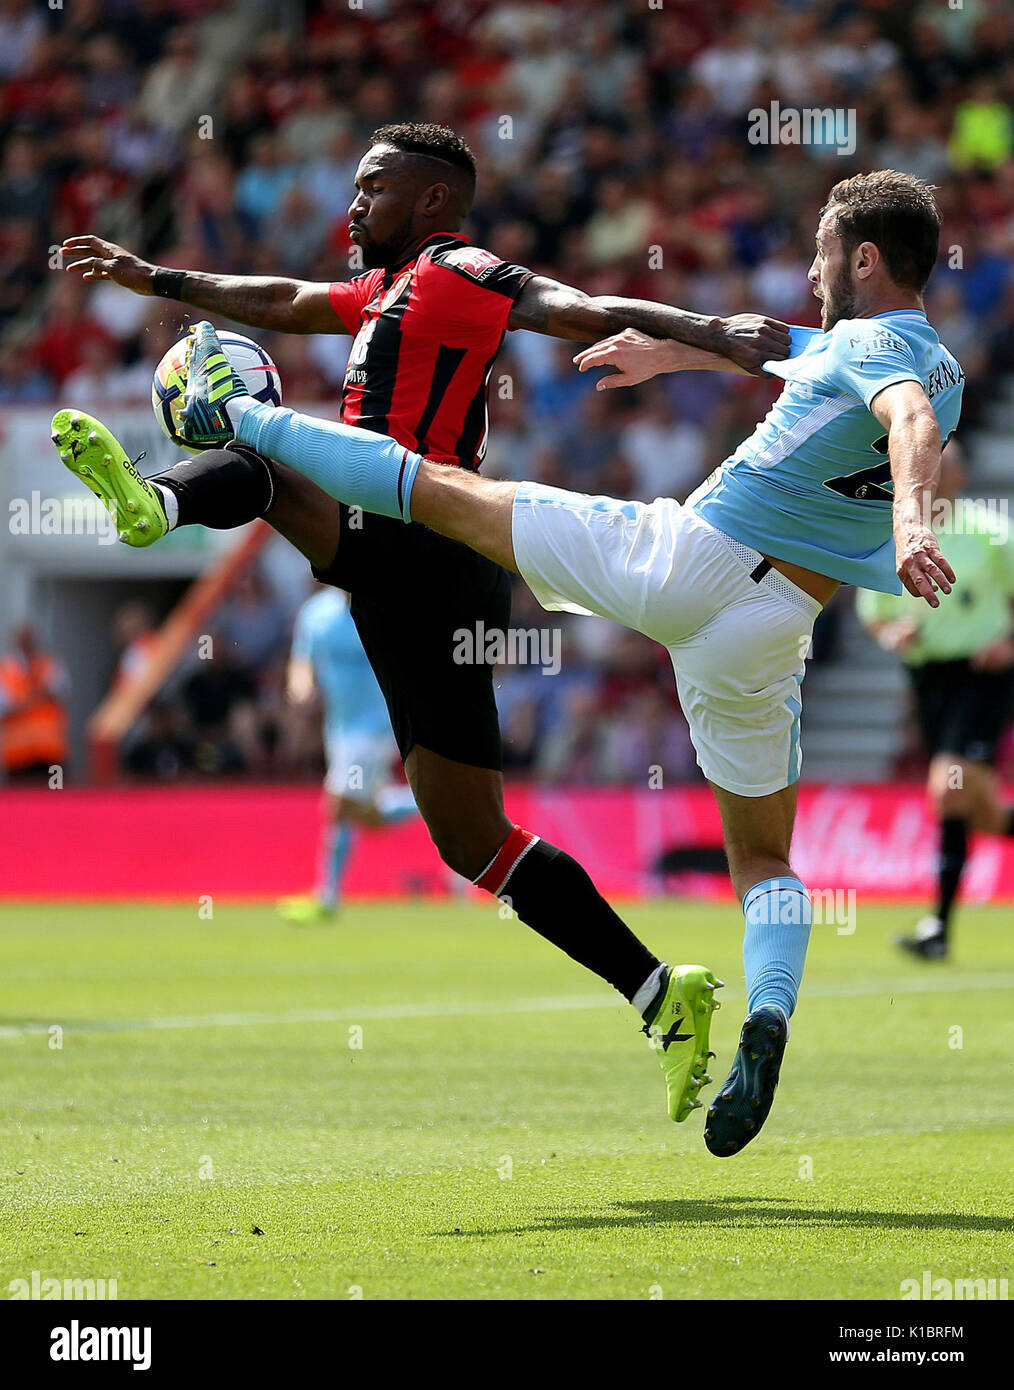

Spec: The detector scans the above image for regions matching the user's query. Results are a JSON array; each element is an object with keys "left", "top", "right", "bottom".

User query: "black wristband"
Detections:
[{"left": 153, "top": 268, "right": 186, "bottom": 299}]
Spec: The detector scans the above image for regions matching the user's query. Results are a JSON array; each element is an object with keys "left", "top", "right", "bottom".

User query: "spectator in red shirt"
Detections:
[
  {"left": 54, "top": 122, "right": 129, "bottom": 242},
  {"left": 32, "top": 276, "right": 113, "bottom": 387}
]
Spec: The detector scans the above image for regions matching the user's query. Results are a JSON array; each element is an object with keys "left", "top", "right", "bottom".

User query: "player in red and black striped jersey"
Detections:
[
  {"left": 328, "top": 234, "right": 533, "bottom": 470},
  {"left": 61, "top": 125, "right": 788, "bottom": 1114}
]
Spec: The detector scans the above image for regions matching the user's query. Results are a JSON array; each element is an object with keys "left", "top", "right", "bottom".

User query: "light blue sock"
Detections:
[
  {"left": 376, "top": 785, "right": 418, "bottom": 825},
  {"left": 234, "top": 402, "right": 423, "bottom": 522},
  {"left": 742, "top": 876, "right": 812, "bottom": 1020},
  {"left": 318, "top": 822, "right": 355, "bottom": 907}
]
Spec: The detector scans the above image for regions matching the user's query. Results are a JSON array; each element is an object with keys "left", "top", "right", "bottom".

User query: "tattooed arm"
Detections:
[
  {"left": 60, "top": 235, "right": 340, "bottom": 334},
  {"left": 508, "top": 273, "right": 790, "bottom": 375}
]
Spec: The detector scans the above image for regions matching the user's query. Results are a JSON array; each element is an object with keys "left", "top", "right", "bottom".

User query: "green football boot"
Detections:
[
  {"left": 180, "top": 320, "right": 250, "bottom": 448},
  {"left": 50, "top": 409, "right": 167, "bottom": 548},
  {"left": 277, "top": 896, "right": 337, "bottom": 924},
  {"left": 642, "top": 964, "right": 723, "bottom": 1122}
]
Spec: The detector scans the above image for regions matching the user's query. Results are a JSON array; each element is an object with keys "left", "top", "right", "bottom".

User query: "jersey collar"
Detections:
[{"left": 388, "top": 231, "right": 469, "bottom": 276}]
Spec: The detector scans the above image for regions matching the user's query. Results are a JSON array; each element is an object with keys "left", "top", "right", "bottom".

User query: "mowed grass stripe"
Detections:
[{"left": 1, "top": 901, "right": 1011, "bottom": 1300}]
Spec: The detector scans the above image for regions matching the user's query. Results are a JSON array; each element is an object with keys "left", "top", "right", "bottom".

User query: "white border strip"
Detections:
[{"left": 1, "top": 971, "right": 1012, "bottom": 1039}]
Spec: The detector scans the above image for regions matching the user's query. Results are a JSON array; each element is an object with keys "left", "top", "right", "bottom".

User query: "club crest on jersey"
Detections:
[
  {"left": 440, "top": 245, "right": 502, "bottom": 280},
  {"left": 380, "top": 270, "right": 412, "bottom": 312}
]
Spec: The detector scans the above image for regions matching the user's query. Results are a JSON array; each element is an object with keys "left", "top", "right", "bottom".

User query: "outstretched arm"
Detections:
[
  {"left": 60, "top": 235, "right": 339, "bottom": 334},
  {"left": 508, "top": 274, "right": 789, "bottom": 375},
  {"left": 574, "top": 327, "right": 752, "bottom": 389}
]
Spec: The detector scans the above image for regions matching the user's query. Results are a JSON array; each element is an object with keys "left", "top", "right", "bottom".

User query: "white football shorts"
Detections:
[
  {"left": 323, "top": 728, "right": 395, "bottom": 801},
  {"left": 511, "top": 484, "right": 822, "bottom": 797}
]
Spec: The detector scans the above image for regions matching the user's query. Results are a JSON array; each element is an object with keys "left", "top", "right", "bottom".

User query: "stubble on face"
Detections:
[
  {"left": 821, "top": 256, "right": 858, "bottom": 330},
  {"left": 356, "top": 214, "right": 417, "bottom": 269}
]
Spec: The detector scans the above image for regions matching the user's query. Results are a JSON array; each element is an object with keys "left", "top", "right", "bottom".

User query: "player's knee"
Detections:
[{"left": 931, "top": 761, "right": 974, "bottom": 818}]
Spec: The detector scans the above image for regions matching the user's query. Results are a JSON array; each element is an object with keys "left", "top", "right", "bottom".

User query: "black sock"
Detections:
[
  {"left": 476, "top": 828, "right": 661, "bottom": 1002},
  {"left": 153, "top": 445, "right": 275, "bottom": 529},
  {"left": 1004, "top": 807, "right": 1014, "bottom": 837},
  {"left": 935, "top": 816, "right": 969, "bottom": 937}
]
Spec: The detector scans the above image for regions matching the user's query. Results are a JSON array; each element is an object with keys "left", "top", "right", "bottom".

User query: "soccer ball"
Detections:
[{"left": 151, "top": 330, "right": 282, "bottom": 453}]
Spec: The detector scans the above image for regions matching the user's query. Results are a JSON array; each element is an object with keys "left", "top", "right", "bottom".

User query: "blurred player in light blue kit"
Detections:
[{"left": 278, "top": 586, "right": 417, "bottom": 922}]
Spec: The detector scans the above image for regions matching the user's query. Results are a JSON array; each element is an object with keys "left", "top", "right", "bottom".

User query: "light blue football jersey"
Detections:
[
  {"left": 291, "top": 589, "right": 391, "bottom": 740},
  {"left": 688, "top": 312, "right": 964, "bottom": 593}
]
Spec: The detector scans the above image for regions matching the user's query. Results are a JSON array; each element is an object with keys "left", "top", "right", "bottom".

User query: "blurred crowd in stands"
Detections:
[
  {"left": 2, "top": 0, "right": 1014, "bottom": 782},
  {"left": 99, "top": 576, "right": 706, "bottom": 786}
]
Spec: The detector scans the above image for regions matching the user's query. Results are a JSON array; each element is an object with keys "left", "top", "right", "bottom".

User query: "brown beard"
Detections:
[{"left": 822, "top": 262, "right": 858, "bottom": 330}]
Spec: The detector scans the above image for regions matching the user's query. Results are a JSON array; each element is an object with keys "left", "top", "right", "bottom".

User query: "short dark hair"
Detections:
[
  {"left": 821, "top": 170, "right": 941, "bottom": 293},
  {"left": 370, "top": 122, "right": 476, "bottom": 186}
]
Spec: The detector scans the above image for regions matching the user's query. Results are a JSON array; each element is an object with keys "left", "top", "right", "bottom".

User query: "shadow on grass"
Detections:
[{"left": 436, "top": 1196, "right": 1014, "bottom": 1238}]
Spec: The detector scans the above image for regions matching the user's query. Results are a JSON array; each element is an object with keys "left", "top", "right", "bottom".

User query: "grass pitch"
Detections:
[{"left": 0, "top": 898, "right": 1011, "bottom": 1300}]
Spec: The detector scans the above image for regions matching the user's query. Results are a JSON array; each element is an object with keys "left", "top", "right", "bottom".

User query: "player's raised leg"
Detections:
[
  {"left": 51, "top": 410, "right": 168, "bottom": 547},
  {"left": 180, "top": 321, "right": 516, "bottom": 551},
  {"left": 154, "top": 451, "right": 342, "bottom": 572},
  {"left": 51, "top": 403, "right": 346, "bottom": 574},
  {"left": 183, "top": 363, "right": 524, "bottom": 576}
]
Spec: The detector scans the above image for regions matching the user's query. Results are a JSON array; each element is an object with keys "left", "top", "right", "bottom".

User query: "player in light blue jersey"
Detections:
[
  {"left": 278, "top": 585, "right": 417, "bottom": 922},
  {"left": 688, "top": 310, "right": 962, "bottom": 594},
  {"left": 105, "top": 169, "right": 957, "bottom": 1157}
]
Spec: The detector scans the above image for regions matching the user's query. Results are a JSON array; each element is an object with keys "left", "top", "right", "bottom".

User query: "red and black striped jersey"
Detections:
[{"left": 327, "top": 232, "right": 533, "bottom": 471}]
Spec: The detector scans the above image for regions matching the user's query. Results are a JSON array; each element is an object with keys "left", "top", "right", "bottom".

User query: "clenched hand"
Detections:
[{"left": 718, "top": 313, "right": 791, "bottom": 374}]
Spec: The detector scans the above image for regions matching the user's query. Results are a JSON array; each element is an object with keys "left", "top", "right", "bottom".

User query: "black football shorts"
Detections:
[
  {"left": 910, "top": 657, "right": 1014, "bottom": 766},
  {"left": 313, "top": 506, "right": 512, "bottom": 769}
]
